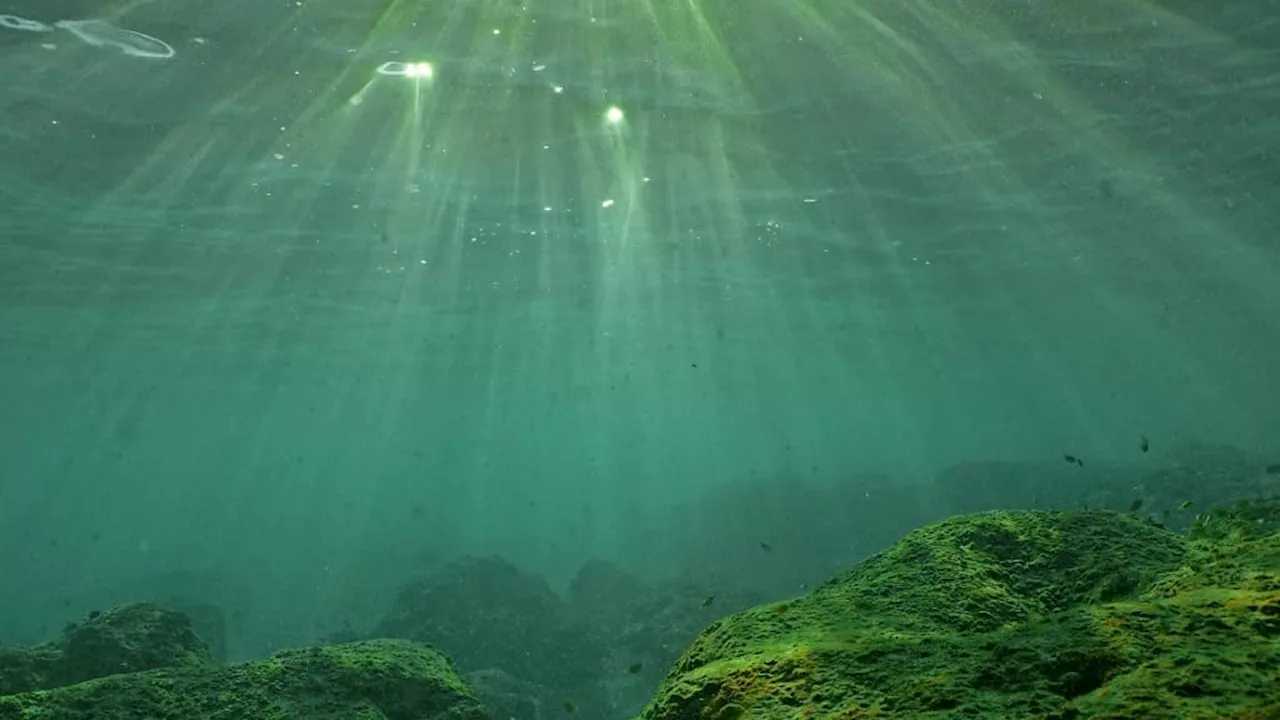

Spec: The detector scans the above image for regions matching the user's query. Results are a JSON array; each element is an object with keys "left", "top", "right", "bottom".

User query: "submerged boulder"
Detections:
[
  {"left": 374, "top": 554, "right": 607, "bottom": 715},
  {"left": 465, "top": 667, "right": 546, "bottom": 720},
  {"left": 640, "top": 509, "right": 1280, "bottom": 719},
  {"left": 0, "top": 602, "right": 214, "bottom": 694},
  {"left": 0, "top": 638, "right": 488, "bottom": 720}
]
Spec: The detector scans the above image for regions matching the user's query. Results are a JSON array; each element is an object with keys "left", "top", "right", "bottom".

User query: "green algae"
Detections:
[
  {"left": 640, "top": 509, "right": 1280, "bottom": 720},
  {"left": 0, "top": 639, "right": 487, "bottom": 720}
]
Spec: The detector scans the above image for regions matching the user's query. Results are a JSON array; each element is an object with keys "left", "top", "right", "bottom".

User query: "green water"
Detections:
[{"left": 1, "top": 0, "right": 1277, "bottom": 658}]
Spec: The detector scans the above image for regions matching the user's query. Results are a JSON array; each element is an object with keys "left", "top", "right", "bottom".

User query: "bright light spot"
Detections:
[
  {"left": 492, "top": 28, "right": 500, "bottom": 35},
  {"left": 605, "top": 106, "right": 624, "bottom": 124},
  {"left": 552, "top": 85, "right": 564, "bottom": 94},
  {"left": 602, "top": 199, "right": 615, "bottom": 208},
  {"left": 376, "top": 61, "right": 434, "bottom": 79}
]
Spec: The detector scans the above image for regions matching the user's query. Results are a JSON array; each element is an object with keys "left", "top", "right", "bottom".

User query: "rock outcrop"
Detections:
[
  {"left": 0, "top": 603, "right": 489, "bottom": 720},
  {"left": 639, "top": 508, "right": 1280, "bottom": 719}
]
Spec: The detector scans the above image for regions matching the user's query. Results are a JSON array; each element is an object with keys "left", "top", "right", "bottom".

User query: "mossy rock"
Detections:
[
  {"left": 0, "top": 603, "right": 215, "bottom": 695},
  {"left": 640, "top": 509, "right": 1280, "bottom": 719},
  {"left": 0, "top": 639, "right": 489, "bottom": 720},
  {"left": 0, "top": 645, "right": 61, "bottom": 696},
  {"left": 59, "top": 603, "right": 217, "bottom": 684}
]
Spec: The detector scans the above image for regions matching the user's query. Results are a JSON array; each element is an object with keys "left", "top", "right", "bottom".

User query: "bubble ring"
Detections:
[
  {"left": 54, "top": 19, "right": 175, "bottom": 59},
  {"left": 0, "top": 14, "right": 53, "bottom": 32}
]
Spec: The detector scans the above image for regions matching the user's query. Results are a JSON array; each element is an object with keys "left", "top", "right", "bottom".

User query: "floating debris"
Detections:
[{"left": 1063, "top": 453, "right": 1085, "bottom": 467}]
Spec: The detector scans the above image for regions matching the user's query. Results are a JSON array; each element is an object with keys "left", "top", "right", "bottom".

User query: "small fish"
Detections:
[
  {"left": 627, "top": 662, "right": 643, "bottom": 674},
  {"left": 771, "top": 602, "right": 790, "bottom": 614},
  {"left": 1128, "top": 497, "right": 1144, "bottom": 513},
  {"left": 1265, "top": 463, "right": 1280, "bottom": 475},
  {"left": 563, "top": 700, "right": 578, "bottom": 714},
  {"left": 759, "top": 540, "right": 772, "bottom": 553},
  {"left": 1063, "top": 454, "right": 1084, "bottom": 467},
  {"left": 1139, "top": 436, "right": 1149, "bottom": 453},
  {"left": 1178, "top": 500, "right": 1193, "bottom": 511},
  {"left": 701, "top": 595, "right": 715, "bottom": 608}
]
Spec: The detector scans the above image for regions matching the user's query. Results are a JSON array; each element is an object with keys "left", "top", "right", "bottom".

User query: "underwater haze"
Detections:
[{"left": 1, "top": 0, "right": 1278, "bottom": 673}]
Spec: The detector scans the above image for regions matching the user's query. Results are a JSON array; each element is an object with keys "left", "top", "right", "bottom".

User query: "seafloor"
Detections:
[{"left": 2, "top": 500, "right": 1277, "bottom": 719}]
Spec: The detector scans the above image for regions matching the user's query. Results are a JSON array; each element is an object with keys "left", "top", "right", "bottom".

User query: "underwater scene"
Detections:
[{"left": 1, "top": 0, "right": 1278, "bottom": 718}]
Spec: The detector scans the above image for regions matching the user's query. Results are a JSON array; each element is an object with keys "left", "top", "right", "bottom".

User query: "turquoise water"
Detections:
[{"left": 1, "top": 1, "right": 1277, "bottom": 659}]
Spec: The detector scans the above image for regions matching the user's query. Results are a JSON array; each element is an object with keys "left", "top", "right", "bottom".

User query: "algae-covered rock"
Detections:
[
  {"left": 0, "top": 639, "right": 489, "bottom": 720},
  {"left": 0, "top": 602, "right": 215, "bottom": 695},
  {"left": 0, "top": 644, "right": 60, "bottom": 696},
  {"left": 640, "top": 509, "right": 1280, "bottom": 719},
  {"left": 59, "top": 602, "right": 217, "bottom": 684}
]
